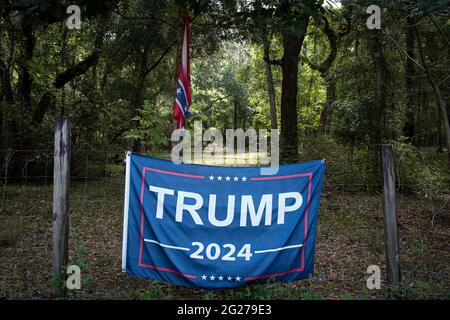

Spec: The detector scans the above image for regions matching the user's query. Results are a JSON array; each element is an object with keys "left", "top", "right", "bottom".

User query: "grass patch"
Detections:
[
  {"left": 134, "top": 281, "right": 174, "bottom": 300},
  {"left": 0, "top": 217, "right": 23, "bottom": 247}
]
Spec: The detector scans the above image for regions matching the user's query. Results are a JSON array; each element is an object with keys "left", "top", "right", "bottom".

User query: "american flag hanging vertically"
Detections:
[{"left": 172, "top": 14, "right": 191, "bottom": 134}]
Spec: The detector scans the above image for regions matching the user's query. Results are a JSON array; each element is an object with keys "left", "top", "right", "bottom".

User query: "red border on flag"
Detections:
[
  {"left": 137, "top": 167, "right": 204, "bottom": 279},
  {"left": 137, "top": 167, "right": 313, "bottom": 281},
  {"left": 244, "top": 173, "right": 313, "bottom": 281}
]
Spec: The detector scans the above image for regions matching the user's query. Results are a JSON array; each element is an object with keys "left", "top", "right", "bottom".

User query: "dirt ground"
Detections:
[{"left": 0, "top": 177, "right": 449, "bottom": 300}]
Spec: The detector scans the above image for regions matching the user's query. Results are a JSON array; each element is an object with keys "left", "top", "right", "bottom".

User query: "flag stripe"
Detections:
[{"left": 172, "top": 14, "right": 191, "bottom": 130}]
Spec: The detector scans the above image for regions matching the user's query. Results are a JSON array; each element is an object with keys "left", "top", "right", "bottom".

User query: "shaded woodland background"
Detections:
[
  {"left": 0, "top": 0, "right": 449, "bottom": 161},
  {"left": 0, "top": 0, "right": 449, "bottom": 300}
]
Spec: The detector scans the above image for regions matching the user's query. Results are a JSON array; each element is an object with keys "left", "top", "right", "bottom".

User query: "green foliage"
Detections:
[
  {"left": 38, "top": 206, "right": 53, "bottom": 219},
  {"left": 0, "top": 217, "right": 23, "bottom": 248},
  {"left": 74, "top": 244, "right": 88, "bottom": 269},
  {"left": 339, "top": 286, "right": 370, "bottom": 300},
  {"left": 218, "top": 279, "right": 324, "bottom": 300},
  {"left": 123, "top": 101, "right": 171, "bottom": 152},
  {"left": 189, "top": 43, "right": 256, "bottom": 131},
  {"left": 1, "top": 0, "right": 448, "bottom": 162},
  {"left": 299, "top": 135, "right": 380, "bottom": 189},
  {"left": 202, "top": 291, "right": 217, "bottom": 300},
  {"left": 387, "top": 281, "right": 435, "bottom": 300},
  {"left": 1, "top": 0, "right": 449, "bottom": 301},
  {"left": 135, "top": 282, "right": 173, "bottom": 300},
  {"left": 292, "top": 286, "right": 325, "bottom": 300},
  {"left": 106, "top": 163, "right": 125, "bottom": 177},
  {"left": 409, "top": 240, "right": 428, "bottom": 260},
  {"left": 328, "top": 97, "right": 374, "bottom": 144},
  {"left": 393, "top": 140, "right": 450, "bottom": 196}
]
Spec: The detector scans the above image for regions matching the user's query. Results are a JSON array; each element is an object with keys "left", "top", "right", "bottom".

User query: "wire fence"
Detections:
[
  {"left": 0, "top": 146, "right": 447, "bottom": 232},
  {"left": 0, "top": 147, "right": 382, "bottom": 215},
  {"left": 0, "top": 147, "right": 448, "bottom": 299},
  {"left": 0, "top": 146, "right": 447, "bottom": 238}
]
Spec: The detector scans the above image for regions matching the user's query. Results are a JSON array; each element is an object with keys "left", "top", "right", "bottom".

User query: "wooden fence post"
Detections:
[
  {"left": 52, "top": 116, "right": 71, "bottom": 297},
  {"left": 381, "top": 144, "right": 401, "bottom": 286}
]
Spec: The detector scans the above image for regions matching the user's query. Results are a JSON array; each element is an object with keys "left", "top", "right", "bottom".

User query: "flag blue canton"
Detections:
[{"left": 176, "top": 80, "right": 191, "bottom": 118}]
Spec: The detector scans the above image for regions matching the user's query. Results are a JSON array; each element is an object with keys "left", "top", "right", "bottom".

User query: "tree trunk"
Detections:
[
  {"left": 131, "top": 47, "right": 149, "bottom": 153},
  {"left": 263, "top": 37, "right": 278, "bottom": 130},
  {"left": 367, "top": 29, "right": 387, "bottom": 145},
  {"left": 416, "top": 28, "right": 450, "bottom": 163},
  {"left": 403, "top": 17, "right": 416, "bottom": 141},
  {"left": 319, "top": 76, "right": 336, "bottom": 132},
  {"left": 0, "top": 33, "right": 16, "bottom": 148},
  {"left": 233, "top": 99, "right": 238, "bottom": 130},
  {"left": 0, "top": 60, "right": 14, "bottom": 104},
  {"left": 302, "top": 15, "right": 340, "bottom": 135},
  {"left": 436, "top": 103, "right": 443, "bottom": 153},
  {"left": 19, "top": 21, "right": 35, "bottom": 115},
  {"left": 32, "top": 30, "right": 102, "bottom": 125},
  {"left": 279, "top": 32, "right": 306, "bottom": 163}
]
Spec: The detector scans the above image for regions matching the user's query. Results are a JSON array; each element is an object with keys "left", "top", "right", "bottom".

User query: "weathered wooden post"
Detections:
[
  {"left": 381, "top": 144, "right": 401, "bottom": 286},
  {"left": 52, "top": 116, "right": 71, "bottom": 297}
]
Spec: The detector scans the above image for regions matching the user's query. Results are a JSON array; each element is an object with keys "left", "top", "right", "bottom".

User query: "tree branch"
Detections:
[
  {"left": 301, "top": 15, "right": 339, "bottom": 75},
  {"left": 54, "top": 52, "right": 100, "bottom": 89},
  {"left": 263, "top": 57, "right": 282, "bottom": 66},
  {"left": 32, "top": 31, "right": 104, "bottom": 124},
  {"left": 387, "top": 35, "right": 425, "bottom": 72},
  {"left": 300, "top": 55, "right": 323, "bottom": 73},
  {"left": 337, "top": 14, "right": 352, "bottom": 39},
  {"left": 0, "top": 54, "right": 14, "bottom": 104},
  {"left": 144, "top": 46, "right": 173, "bottom": 77},
  {"left": 428, "top": 14, "right": 450, "bottom": 49}
]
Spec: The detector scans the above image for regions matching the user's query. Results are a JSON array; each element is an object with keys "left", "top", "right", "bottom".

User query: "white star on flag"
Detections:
[
  {"left": 218, "top": 276, "right": 224, "bottom": 281},
  {"left": 210, "top": 275, "right": 216, "bottom": 281},
  {"left": 227, "top": 276, "right": 233, "bottom": 281},
  {"left": 217, "top": 176, "right": 223, "bottom": 181},
  {"left": 235, "top": 276, "right": 241, "bottom": 281},
  {"left": 201, "top": 275, "right": 207, "bottom": 280},
  {"left": 233, "top": 177, "right": 239, "bottom": 181},
  {"left": 209, "top": 175, "right": 215, "bottom": 181},
  {"left": 226, "top": 176, "right": 231, "bottom": 181},
  {"left": 242, "top": 177, "right": 247, "bottom": 182}
]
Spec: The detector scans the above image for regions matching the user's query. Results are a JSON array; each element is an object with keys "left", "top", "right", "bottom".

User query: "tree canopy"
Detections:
[{"left": 0, "top": 0, "right": 449, "bottom": 164}]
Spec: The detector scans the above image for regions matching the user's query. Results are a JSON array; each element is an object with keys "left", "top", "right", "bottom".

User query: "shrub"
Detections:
[
  {"left": 0, "top": 217, "right": 22, "bottom": 247},
  {"left": 393, "top": 141, "right": 450, "bottom": 196}
]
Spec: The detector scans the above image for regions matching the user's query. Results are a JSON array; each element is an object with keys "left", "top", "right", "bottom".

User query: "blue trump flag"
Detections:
[{"left": 122, "top": 153, "right": 325, "bottom": 289}]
